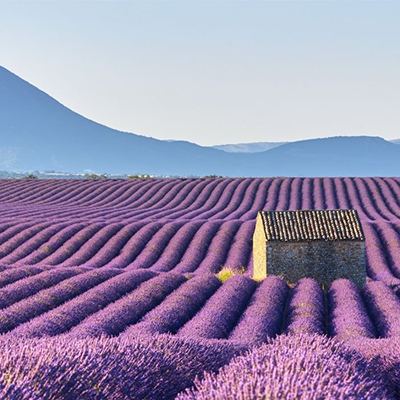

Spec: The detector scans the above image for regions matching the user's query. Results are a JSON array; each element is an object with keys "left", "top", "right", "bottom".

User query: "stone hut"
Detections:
[{"left": 253, "top": 209, "right": 366, "bottom": 286}]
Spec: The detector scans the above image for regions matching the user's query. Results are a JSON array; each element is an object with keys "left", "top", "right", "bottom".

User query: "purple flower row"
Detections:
[
  {"left": 127, "top": 221, "right": 185, "bottom": 269},
  {"left": 178, "top": 275, "right": 256, "bottom": 340},
  {"left": 284, "top": 278, "right": 325, "bottom": 335},
  {"left": 229, "top": 276, "right": 289, "bottom": 344},
  {"left": 0, "top": 267, "right": 86, "bottom": 309},
  {"left": 0, "top": 333, "right": 245, "bottom": 400},
  {"left": 122, "top": 274, "right": 221, "bottom": 336},
  {"left": 0, "top": 266, "right": 44, "bottom": 289},
  {"left": 0, "top": 268, "right": 120, "bottom": 333},
  {"left": 328, "top": 279, "right": 376, "bottom": 339},
  {"left": 11, "top": 269, "right": 155, "bottom": 338},
  {"left": 69, "top": 272, "right": 187, "bottom": 337},
  {"left": 178, "top": 334, "right": 390, "bottom": 400},
  {"left": 2, "top": 178, "right": 400, "bottom": 224},
  {"left": 362, "top": 280, "right": 400, "bottom": 337}
]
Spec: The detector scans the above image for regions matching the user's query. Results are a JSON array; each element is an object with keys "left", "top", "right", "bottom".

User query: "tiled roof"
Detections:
[{"left": 260, "top": 210, "right": 364, "bottom": 242}]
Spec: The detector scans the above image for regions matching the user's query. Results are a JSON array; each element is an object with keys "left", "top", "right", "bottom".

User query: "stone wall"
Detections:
[{"left": 266, "top": 241, "right": 366, "bottom": 286}]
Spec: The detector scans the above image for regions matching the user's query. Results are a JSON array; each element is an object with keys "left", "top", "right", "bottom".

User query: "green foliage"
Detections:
[
  {"left": 203, "top": 175, "right": 223, "bottom": 179},
  {"left": 127, "top": 174, "right": 152, "bottom": 179},
  {"left": 217, "top": 267, "right": 237, "bottom": 283},
  {"left": 22, "top": 173, "right": 38, "bottom": 179},
  {"left": 85, "top": 173, "right": 108, "bottom": 180}
]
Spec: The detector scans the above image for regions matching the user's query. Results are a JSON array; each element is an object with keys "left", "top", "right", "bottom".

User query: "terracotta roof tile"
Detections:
[{"left": 260, "top": 210, "right": 364, "bottom": 242}]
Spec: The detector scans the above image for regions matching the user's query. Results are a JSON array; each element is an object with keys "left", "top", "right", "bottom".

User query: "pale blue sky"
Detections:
[{"left": 0, "top": 0, "right": 399, "bottom": 145}]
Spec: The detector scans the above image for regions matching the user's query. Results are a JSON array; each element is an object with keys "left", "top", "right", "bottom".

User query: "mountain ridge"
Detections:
[
  {"left": 212, "top": 142, "right": 287, "bottom": 153},
  {"left": 213, "top": 138, "right": 400, "bottom": 154},
  {"left": 1, "top": 65, "right": 400, "bottom": 177}
]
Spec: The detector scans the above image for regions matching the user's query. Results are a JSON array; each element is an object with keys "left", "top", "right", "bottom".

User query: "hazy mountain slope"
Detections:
[
  {"left": 213, "top": 142, "right": 286, "bottom": 153},
  {"left": 250, "top": 136, "right": 400, "bottom": 176},
  {"left": 1, "top": 66, "right": 400, "bottom": 177},
  {"left": 0, "top": 66, "right": 246, "bottom": 176},
  {"left": 216, "top": 138, "right": 400, "bottom": 153}
]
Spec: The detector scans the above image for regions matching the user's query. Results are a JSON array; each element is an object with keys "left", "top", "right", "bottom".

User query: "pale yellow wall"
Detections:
[{"left": 252, "top": 213, "right": 267, "bottom": 280}]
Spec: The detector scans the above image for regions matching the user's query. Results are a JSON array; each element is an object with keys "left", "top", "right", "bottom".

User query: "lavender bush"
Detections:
[
  {"left": 0, "top": 268, "right": 120, "bottom": 333},
  {"left": 347, "top": 336, "right": 400, "bottom": 398},
  {"left": 328, "top": 279, "right": 376, "bottom": 339},
  {"left": 69, "top": 272, "right": 186, "bottom": 337},
  {"left": 284, "top": 278, "right": 326, "bottom": 335},
  {"left": 178, "top": 275, "right": 256, "bottom": 339},
  {"left": 177, "top": 334, "right": 392, "bottom": 400},
  {"left": 362, "top": 280, "right": 400, "bottom": 337},
  {"left": 0, "top": 267, "right": 86, "bottom": 309},
  {"left": 0, "top": 334, "right": 246, "bottom": 399},
  {"left": 229, "top": 275, "right": 289, "bottom": 344},
  {"left": 0, "top": 266, "right": 43, "bottom": 289},
  {"left": 12, "top": 269, "right": 156, "bottom": 337},
  {"left": 122, "top": 274, "right": 221, "bottom": 336}
]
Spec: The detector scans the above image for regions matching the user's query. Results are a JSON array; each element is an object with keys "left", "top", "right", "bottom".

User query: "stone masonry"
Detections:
[{"left": 253, "top": 210, "right": 366, "bottom": 286}]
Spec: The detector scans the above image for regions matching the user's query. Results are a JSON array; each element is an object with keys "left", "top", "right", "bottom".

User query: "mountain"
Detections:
[
  {"left": 1, "top": 65, "right": 400, "bottom": 177},
  {"left": 256, "top": 136, "right": 400, "bottom": 177},
  {"left": 213, "top": 142, "right": 286, "bottom": 153},
  {"left": 217, "top": 139, "right": 400, "bottom": 153},
  {"left": 0, "top": 66, "right": 246, "bottom": 176}
]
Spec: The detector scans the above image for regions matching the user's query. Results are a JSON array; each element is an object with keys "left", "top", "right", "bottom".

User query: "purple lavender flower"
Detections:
[
  {"left": 328, "top": 279, "right": 376, "bottom": 339},
  {"left": 284, "top": 277, "right": 326, "bottom": 335},
  {"left": 69, "top": 272, "right": 186, "bottom": 337},
  {"left": 122, "top": 274, "right": 221, "bottom": 336},
  {"left": 0, "top": 268, "right": 120, "bottom": 333},
  {"left": 0, "top": 334, "right": 246, "bottom": 400},
  {"left": 178, "top": 275, "right": 256, "bottom": 339},
  {"left": 177, "top": 334, "right": 392, "bottom": 400},
  {"left": 362, "top": 280, "right": 400, "bottom": 337},
  {"left": 11, "top": 269, "right": 156, "bottom": 338},
  {"left": 0, "top": 267, "right": 86, "bottom": 309},
  {"left": 0, "top": 266, "right": 43, "bottom": 289},
  {"left": 229, "top": 276, "right": 289, "bottom": 344}
]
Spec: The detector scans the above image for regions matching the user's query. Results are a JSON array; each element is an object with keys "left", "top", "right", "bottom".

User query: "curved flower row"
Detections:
[
  {"left": 0, "top": 178, "right": 400, "bottom": 223},
  {"left": 0, "top": 269, "right": 398, "bottom": 342}
]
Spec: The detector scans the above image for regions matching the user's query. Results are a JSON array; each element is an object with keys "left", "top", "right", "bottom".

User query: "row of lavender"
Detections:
[
  {"left": 0, "top": 268, "right": 399, "bottom": 342},
  {"left": 2, "top": 178, "right": 400, "bottom": 398},
  {"left": 0, "top": 177, "right": 400, "bottom": 223},
  {"left": 2, "top": 333, "right": 397, "bottom": 399},
  {"left": 0, "top": 220, "right": 250, "bottom": 272},
  {"left": 0, "top": 219, "right": 399, "bottom": 285}
]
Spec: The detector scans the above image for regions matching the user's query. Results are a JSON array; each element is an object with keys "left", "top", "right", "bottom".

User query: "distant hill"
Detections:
[
  {"left": 216, "top": 139, "right": 400, "bottom": 153},
  {"left": 213, "top": 142, "right": 286, "bottom": 153},
  {"left": 1, "top": 65, "right": 400, "bottom": 177},
  {"left": 0, "top": 66, "right": 246, "bottom": 176},
  {"left": 257, "top": 136, "right": 400, "bottom": 177}
]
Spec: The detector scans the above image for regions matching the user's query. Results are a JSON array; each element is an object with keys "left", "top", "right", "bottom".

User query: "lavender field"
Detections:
[{"left": 1, "top": 177, "right": 400, "bottom": 399}]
